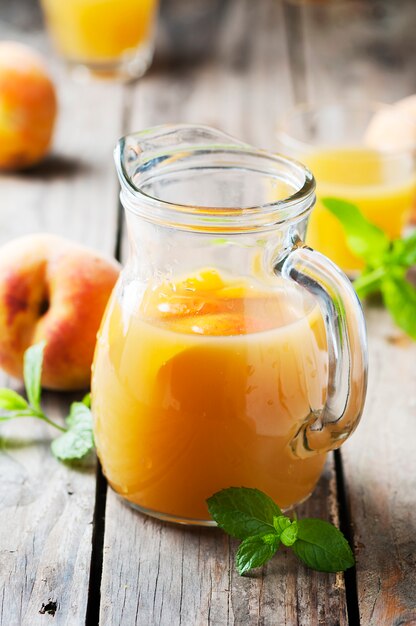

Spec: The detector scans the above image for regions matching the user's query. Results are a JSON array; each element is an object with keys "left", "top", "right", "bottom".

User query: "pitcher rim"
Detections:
[{"left": 115, "top": 124, "right": 316, "bottom": 232}]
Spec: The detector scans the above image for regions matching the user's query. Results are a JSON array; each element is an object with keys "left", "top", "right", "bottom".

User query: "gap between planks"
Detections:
[
  {"left": 334, "top": 450, "right": 360, "bottom": 626},
  {"left": 85, "top": 82, "right": 134, "bottom": 626}
]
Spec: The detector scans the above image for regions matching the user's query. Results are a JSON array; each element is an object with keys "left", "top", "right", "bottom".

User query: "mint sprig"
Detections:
[
  {"left": 322, "top": 197, "right": 416, "bottom": 339},
  {"left": 207, "top": 487, "right": 354, "bottom": 574},
  {"left": 206, "top": 486, "right": 283, "bottom": 539},
  {"left": 51, "top": 402, "right": 94, "bottom": 461},
  {"left": 0, "top": 342, "right": 94, "bottom": 461}
]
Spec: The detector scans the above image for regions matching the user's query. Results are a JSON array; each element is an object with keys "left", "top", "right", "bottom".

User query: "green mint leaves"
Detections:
[
  {"left": 206, "top": 486, "right": 283, "bottom": 539},
  {"left": 23, "top": 341, "right": 45, "bottom": 411},
  {"left": 292, "top": 518, "right": 354, "bottom": 572},
  {"left": 51, "top": 400, "right": 94, "bottom": 461},
  {"left": 322, "top": 198, "right": 390, "bottom": 265},
  {"left": 236, "top": 534, "right": 280, "bottom": 575},
  {"left": 0, "top": 342, "right": 94, "bottom": 461},
  {"left": 380, "top": 270, "right": 416, "bottom": 339},
  {"left": 207, "top": 487, "right": 354, "bottom": 575},
  {"left": 322, "top": 197, "right": 416, "bottom": 339},
  {"left": 0, "top": 389, "right": 29, "bottom": 412}
]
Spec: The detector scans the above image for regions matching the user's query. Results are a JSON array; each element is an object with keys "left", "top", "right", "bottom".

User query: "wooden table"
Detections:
[{"left": 1, "top": 1, "right": 416, "bottom": 624}]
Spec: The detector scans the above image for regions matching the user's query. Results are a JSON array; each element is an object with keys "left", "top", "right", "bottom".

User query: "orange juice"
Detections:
[
  {"left": 304, "top": 147, "right": 415, "bottom": 272},
  {"left": 41, "top": 0, "right": 158, "bottom": 63},
  {"left": 92, "top": 269, "right": 328, "bottom": 522}
]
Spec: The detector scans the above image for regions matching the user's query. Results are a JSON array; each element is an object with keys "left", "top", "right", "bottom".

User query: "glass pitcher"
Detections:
[{"left": 92, "top": 124, "right": 367, "bottom": 525}]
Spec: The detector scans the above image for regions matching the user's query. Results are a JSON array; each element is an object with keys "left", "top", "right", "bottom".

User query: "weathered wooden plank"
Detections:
[
  {"left": 101, "top": 460, "right": 346, "bottom": 626},
  {"left": 0, "top": 5, "right": 125, "bottom": 625},
  {"left": 341, "top": 307, "right": 416, "bottom": 625},
  {"left": 129, "top": 0, "right": 292, "bottom": 150},
  {"left": 0, "top": 398, "right": 95, "bottom": 626},
  {"left": 100, "top": 1, "right": 348, "bottom": 623}
]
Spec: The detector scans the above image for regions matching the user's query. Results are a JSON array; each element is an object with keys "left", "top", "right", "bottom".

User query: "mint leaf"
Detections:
[
  {"left": 353, "top": 266, "right": 388, "bottom": 299},
  {"left": 315, "top": 197, "right": 416, "bottom": 339},
  {"left": 235, "top": 534, "right": 280, "bottom": 575},
  {"left": 321, "top": 197, "right": 390, "bottom": 264},
  {"left": 0, "top": 389, "right": 28, "bottom": 411},
  {"left": 280, "top": 520, "right": 298, "bottom": 547},
  {"left": 208, "top": 487, "right": 356, "bottom": 575},
  {"left": 51, "top": 402, "right": 94, "bottom": 461},
  {"left": 23, "top": 341, "right": 46, "bottom": 411},
  {"left": 390, "top": 231, "right": 416, "bottom": 267},
  {"left": 82, "top": 392, "right": 91, "bottom": 408},
  {"left": 292, "top": 519, "right": 354, "bottom": 572},
  {"left": 381, "top": 273, "right": 416, "bottom": 340},
  {"left": 207, "top": 487, "right": 283, "bottom": 539},
  {"left": 65, "top": 402, "right": 90, "bottom": 428},
  {"left": 0, "top": 409, "right": 35, "bottom": 421},
  {"left": 273, "top": 515, "right": 291, "bottom": 535}
]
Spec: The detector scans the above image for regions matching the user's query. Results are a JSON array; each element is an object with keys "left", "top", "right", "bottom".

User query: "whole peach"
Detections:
[
  {"left": 364, "top": 97, "right": 416, "bottom": 151},
  {"left": 0, "top": 234, "right": 120, "bottom": 390},
  {"left": 0, "top": 42, "right": 57, "bottom": 170}
]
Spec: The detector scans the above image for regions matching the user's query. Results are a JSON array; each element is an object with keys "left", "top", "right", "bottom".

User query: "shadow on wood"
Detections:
[{"left": 12, "top": 154, "right": 92, "bottom": 181}]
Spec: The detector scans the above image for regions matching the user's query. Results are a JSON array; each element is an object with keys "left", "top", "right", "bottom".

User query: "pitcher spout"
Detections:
[{"left": 115, "top": 123, "right": 250, "bottom": 193}]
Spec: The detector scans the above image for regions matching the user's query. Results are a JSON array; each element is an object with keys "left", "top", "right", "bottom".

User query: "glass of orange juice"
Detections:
[
  {"left": 40, "top": 0, "right": 159, "bottom": 80},
  {"left": 277, "top": 103, "right": 416, "bottom": 274},
  {"left": 92, "top": 124, "right": 367, "bottom": 525}
]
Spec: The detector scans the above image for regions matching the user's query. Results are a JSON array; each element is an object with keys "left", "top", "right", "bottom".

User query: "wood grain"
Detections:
[
  {"left": 100, "top": 1, "right": 348, "bottom": 624},
  {"left": 125, "top": 0, "right": 292, "bottom": 147},
  {"left": 0, "top": 398, "right": 95, "bottom": 626},
  {"left": 341, "top": 307, "right": 416, "bottom": 625},
  {"left": 100, "top": 461, "right": 347, "bottom": 626},
  {"left": 2, "top": 0, "right": 416, "bottom": 624},
  {"left": 0, "top": 6, "right": 124, "bottom": 625}
]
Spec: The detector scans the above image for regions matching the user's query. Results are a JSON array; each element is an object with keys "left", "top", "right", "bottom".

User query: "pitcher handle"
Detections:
[{"left": 280, "top": 243, "right": 368, "bottom": 456}]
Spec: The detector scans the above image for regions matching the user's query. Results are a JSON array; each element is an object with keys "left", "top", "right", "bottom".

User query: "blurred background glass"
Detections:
[
  {"left": 40, "top": 0, "right": 160, "bottom": 80},
  {"left": 38, "top": 0, "right": 232, "bottom": 79},
  {"left": 277, "top": 102, "right": 416, "bottom": 273},
  {"left": 281, "top": 0, "right": 416, "bottom": 104}
]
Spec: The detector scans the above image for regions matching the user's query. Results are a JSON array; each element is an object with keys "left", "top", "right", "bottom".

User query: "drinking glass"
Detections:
[
  {"left": 277, "top": 102, "right": 416, "bottom": 273},
  {"left": 40, "top": 0, "right": 159, "bottom": 80},
  {"left": 281, "top": 0, "right": 416, "bottom": 104}
]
